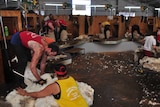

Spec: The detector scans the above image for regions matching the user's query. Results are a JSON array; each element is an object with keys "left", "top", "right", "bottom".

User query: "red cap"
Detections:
[{"left": 54, "top": 66, "right": 67, "bottom": 76}]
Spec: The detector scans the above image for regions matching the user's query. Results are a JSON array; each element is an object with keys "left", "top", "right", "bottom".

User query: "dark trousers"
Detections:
[
  {"left": 12, "top": 44, "right": 31, "bottom": 87},
  {"left": 143, "top": 50, "right": 154, "bottom": 57}
]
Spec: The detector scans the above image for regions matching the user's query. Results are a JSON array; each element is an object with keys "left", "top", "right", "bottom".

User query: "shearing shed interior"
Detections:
[{"left": 1, "top": 0, "right": 160, "bottom": 107}]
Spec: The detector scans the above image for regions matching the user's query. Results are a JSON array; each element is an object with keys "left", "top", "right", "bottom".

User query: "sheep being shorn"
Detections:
[{"left": 5, "top": 73, "right": 94, "bottom": 107}]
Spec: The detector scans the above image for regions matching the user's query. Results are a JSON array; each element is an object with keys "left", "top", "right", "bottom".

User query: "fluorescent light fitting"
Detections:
[
  {"left": 45, "top": 3, "right": 63, "bottom": 6},
  {"left": 155, "top": 8, "right": 160, "bottom": 10},
  {"left": 124, "top": 6, "right": 140, "bottom": 9},
  {"left": 11, "top": 0, "right": 18, "bottom": 1},
  {"left": 90, "top": 5, "right": 105, "bottom": 7}
]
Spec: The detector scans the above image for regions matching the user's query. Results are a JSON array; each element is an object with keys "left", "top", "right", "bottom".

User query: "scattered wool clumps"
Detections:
[{"left": 139, "top": 99, "right": 160, "bottom": 106}]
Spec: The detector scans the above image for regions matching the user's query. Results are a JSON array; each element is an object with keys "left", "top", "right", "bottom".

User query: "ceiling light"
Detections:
[
  {"left": 45, "top": 3, "right": 63, "bottom": 6},
  {"left": 124, "top": 6, "right": 141, "bottom": 9},
  {"left": 90, "top": 5, "right": 105, "bottom": 7},
  {"left": 155, "top": 8, "right": 160, "bottom": 10}
]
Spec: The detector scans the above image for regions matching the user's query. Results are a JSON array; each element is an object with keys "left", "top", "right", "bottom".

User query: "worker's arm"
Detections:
[
  {"left": 48, "top": 22, "right": 55, "bottom": 31},
  {"left": 17, "top": 83, "right": 60, "bottom": 98},
  {"left": 153, "top": 45, "right": 158, "bottom": 53},
  {"left": 30, "top": 52, "right": 42, "bottom": 81},
  {"left": 29, "top": 44, "right": 43, "bottom": 81},
  {"left": 40, "top": 53, "right": 47, "bottom": 75},
  {"left": 138, "top": 38, "right": 145, "bottom": 45}
]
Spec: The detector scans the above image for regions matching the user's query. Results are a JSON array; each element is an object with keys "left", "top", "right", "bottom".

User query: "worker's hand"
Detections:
[
  {"left": 16, "top": 87, "right": 27, "bottom": 96},
  {"left": 35, "top": 78, "right": 47, "bottom": 85},
  {"left": 40, "top": 71, "right": 44, "bottom": 75},
  {"left": 51, "top": 73, "right": 56, "bottom": 79}
]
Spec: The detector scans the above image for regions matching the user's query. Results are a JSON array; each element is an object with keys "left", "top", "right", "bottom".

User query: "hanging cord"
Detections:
[
  {"left": 0, "top": 16, "right": 11, "bottom": 68},
  {"left": 0, "top": 16, "right": 8, "bottom": 50},
  {"left": 24, "top": 3, "right": 28, "bottom": 30}
]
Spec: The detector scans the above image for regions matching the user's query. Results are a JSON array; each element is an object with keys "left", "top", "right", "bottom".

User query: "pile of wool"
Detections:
[
  {"left": 74, "top": 34, "right": 89, "bottom": 40},
  {"left": 156, "top": 47, "right": 160, "bottom": 53},
  {"left": 5, "top": 73, "right": 59, "bottom": 107},
  {"left": 0, "top": 100, "right": 12, "bottom": 107},
  {"left": 134, "top": 47, "right": 160, "bottom": 63},
  {"left": 139, "top": 99, "right": 160, "bottom": 106},
  {"left": 60, "top": 30, "right": 68, "bottom": 41},
  {"left": 5, "top": 73, "right": 94, "bottom": 107},
  {"left": 47, "top": 54, "right": 67, "bottom": 61},
  {"left": 77, "top": 81, "right": 94, "bottom": 105},
  {"left": 139, "top": 56, "right": 160, "bottom": 72}
]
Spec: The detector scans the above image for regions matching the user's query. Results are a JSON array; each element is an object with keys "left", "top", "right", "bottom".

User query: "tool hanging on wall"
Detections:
[
  {"left": 16, "top": 1, "right": 28, "bottom": 30},
  {"left": 141, "top": 5, "right": 148, "bottom": 21},
  {"left": 24, "top": 3, "right": 28, "bottom": 30},
  {"left": 141, "top": 5, "right": 148, "bottom": 12},
  {"left": 62, "top": 2, "right": 72, "bottom": 9},
  {"left": 20, "top": 0, "right": 39, "bottom": 30},
  {"left": 22, "top": 0, "right": 39, "bottom": 7},
  {"left": 105, "top": 4, "right": 112, "bottom": 10},
  {"left": 33, "top": 0, "right": 38, "bottom": 6}
]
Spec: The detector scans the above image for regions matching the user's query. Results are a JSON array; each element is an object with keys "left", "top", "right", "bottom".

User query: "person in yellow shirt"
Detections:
[
  {"left": 16, "top": 63, "right": 88, "bottom": 107},
  {"left": 101, "top": 21, "right": 111, "bottom": 39}
]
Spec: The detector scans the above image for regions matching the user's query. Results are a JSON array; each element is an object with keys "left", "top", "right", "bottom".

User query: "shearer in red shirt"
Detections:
[{"left": 11, "top": 31, "right": 59, "bottom": 82}]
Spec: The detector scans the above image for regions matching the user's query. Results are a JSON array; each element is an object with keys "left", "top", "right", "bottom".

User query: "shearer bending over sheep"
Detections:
[
  {"left": 16, "top": 63, "right": 89, "bottom": 107},
  {"left": 11, "top": 31, "right": 59, "bottom": 85},
  {"left": 142, "top": 32, "right": 158, "bottom": 57},
  {"left": 134, "top": 32, "right": 159, "bottom": 63}
]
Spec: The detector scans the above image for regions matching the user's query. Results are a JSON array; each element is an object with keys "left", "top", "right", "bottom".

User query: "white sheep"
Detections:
[
  {"left": 35, "top": 96, "right": 59, "bottom": 107},
  {"left": 77, "top": 81, "right": 94, "bottom": 106},
  {"left": 139, "top": 56, "right": 160, "bottom": 72},
  {"left": 5, "top": 73, "right": 58, "bottom": 107},
  {"left": 6, "top": 75, "right": 94, "bottom": 107},
  {"left": 6, "top": 64, "right": 94, "bottom": 107}
]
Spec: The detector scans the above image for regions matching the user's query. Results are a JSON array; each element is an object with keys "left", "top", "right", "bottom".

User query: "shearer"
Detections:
[
  {"left": 55, "top": 19, "right": 68, "bottom": 42},
  {"left": 42, "top": 15, "right": 68, "bottom": 42},
  {"left": 142, "top": 32, "right": 158, "bottom": 57},
  {"left": 16, "top": 63, "right": 89, "bottom": 107},
  {"left": 43, "top": 14, "right": 57, "bottom": 41},
  {"left": 134, "top": 32, "right": 158, "bottom": 64},
  {"left": 100, "top": 21, "right": 112, "bottom": 39},
  {"left": 11, "top": 30, "right": 59, "bottom": 85}
]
